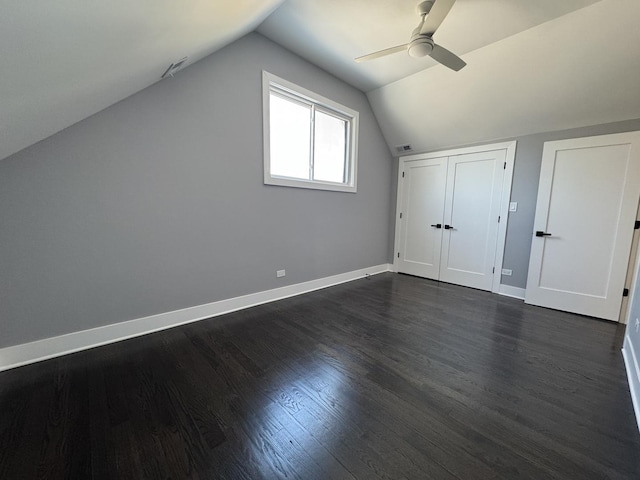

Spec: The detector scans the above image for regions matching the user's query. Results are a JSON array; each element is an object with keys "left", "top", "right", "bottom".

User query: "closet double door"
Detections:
[{"left": 397, "top": 149, "right": 507, "bottom": 291}]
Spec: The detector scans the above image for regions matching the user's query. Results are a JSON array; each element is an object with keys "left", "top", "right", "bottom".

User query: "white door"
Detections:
[
  {"left": 525, "top": 132, "right": 640, "bottom": 321},
  {"left": 397, "top": 157, "right": 447, "bottom": 279},
  {"left": 397, "top": 149, "right": 507, "bottom": 291},
  {"left": 439, "top": 150, "right": 506, "bottom": 290}
]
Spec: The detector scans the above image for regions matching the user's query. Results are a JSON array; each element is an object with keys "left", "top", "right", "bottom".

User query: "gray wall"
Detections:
[
  {"left": 0, "top": 33, "right": 394, "bottom": 348},
  {"left": 624, "top": 248, "right": 640, "bottom": 417}
]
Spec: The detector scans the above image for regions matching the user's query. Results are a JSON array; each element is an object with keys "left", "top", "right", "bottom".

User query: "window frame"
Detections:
[{"left": 262, "top": 71, "right": 359, "bottom": 193}]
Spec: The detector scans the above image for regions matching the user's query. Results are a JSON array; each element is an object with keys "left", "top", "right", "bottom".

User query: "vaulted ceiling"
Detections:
[
  {"left": 2, "top": 0, "right": 639, "bottom": 161},
  {"left": 258, "top": 0, "right": 601, "bottom": 92},
  {"left": 368, "top": 0, "right": 640, "bottom": 152},
  {"left": 0, "top": 0, "right": 285, "bottom": 161}
]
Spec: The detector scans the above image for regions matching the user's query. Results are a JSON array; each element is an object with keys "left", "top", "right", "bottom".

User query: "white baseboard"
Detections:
[
  {"left": 498, "top": 284, "right": 526, "bottom": 300},
  {"left": 623, "top": 335, "right": 640, "bottom": 434},
  {"left": 0, "top": 264, "right": 392, "bottom": 372}
]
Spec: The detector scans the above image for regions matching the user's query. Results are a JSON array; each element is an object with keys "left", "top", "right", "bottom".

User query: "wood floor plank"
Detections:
[{"left": 1, "top": 273, "right": 639, "bottom": 479}]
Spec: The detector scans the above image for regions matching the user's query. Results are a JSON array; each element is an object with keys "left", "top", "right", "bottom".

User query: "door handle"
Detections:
[
  {"left": 430, "top": 223, "right": 442, "bottom": 229},
  {"left": 444, "top": 224, "right": 454, "bottom": 230},
  {"left": 535, "top": 231, "right": 552, "bottom": 237}
]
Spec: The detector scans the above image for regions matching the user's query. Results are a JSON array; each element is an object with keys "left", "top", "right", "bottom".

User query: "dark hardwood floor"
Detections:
[{"left": 1, "top": 273, "right": 639, "bottom": 479}]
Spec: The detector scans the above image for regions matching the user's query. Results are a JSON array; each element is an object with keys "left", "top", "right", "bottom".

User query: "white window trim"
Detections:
[{"left": 262, "top": 71, "right": 359, "bottom": 193}]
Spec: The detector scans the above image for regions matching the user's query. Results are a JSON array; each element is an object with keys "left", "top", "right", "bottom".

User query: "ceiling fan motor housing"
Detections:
[{"left": 408, "top": 36, "right": 434, "bottom": 58}]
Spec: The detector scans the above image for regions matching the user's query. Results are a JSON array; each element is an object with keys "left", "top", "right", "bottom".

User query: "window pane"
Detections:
[
  {"left": 313, "top": 111, "right": 347, "bottom": 183},
  {"left": 269, "top": 93, "right": 311, "bottom": 180}
]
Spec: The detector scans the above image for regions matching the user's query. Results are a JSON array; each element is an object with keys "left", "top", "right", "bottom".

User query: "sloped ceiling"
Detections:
[
  {"left": 258, "top": 0, "right": 600, "bottom": 92},
  {"left": 3, "top": 0, "right": 639, "bottom": 163},
  {"left": 0, "top": 0, "right": 284, "bottom": 161},
  {"left": 368, "top": 0, "right": 640, "bottom": 153}
]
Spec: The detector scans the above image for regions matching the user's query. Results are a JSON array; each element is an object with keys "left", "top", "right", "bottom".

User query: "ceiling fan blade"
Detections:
[
  {"left": 355, "top": 44, "right": 407, "bottom": 63},
  {"left": 420, "top": 0, "right": 456, "bottom": 36},
  {"left": 430, "top": 43, "right": 466, "bottom": 71}
]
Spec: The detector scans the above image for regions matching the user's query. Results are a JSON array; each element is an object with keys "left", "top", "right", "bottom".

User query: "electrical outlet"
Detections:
[
  {"left": 276, "top": 269, "right": 286, "bottom": 278},
  {"left": 501, "top": 269, "right": 512, "bottom": 276}
]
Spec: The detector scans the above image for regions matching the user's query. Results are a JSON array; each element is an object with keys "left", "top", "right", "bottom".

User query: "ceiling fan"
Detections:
[{"left": 355, "top": 0, "right": 466, "bottom": 71}]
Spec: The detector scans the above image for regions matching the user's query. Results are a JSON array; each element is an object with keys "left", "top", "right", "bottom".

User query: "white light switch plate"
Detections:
[{"left": 509, "top": 202, "right": 518, "bottom": 212}]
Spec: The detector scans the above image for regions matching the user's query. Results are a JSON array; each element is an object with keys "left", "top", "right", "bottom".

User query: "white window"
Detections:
[{"left": 262, "top": 71, "right": 359, "bottom": 193}]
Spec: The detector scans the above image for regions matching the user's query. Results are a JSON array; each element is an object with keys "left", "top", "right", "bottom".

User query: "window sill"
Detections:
[{"left": 264, "top": 176, "right": 357, "bottom": 193}]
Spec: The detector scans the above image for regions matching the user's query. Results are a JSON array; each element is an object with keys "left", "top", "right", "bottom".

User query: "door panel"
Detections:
[
  {"left": 525, "top": 132, "right": 640, "bottom": 321},
  {"left": 397, "top": 158, "right": 447, "bottom": 279},
  {"left": 440, "top": 150, "right": 506, "bottom": 290}
]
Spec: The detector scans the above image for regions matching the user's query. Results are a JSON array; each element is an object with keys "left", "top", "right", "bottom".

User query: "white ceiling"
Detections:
[
  {"left": 2, "top": 0, "right": 639, "bottom": 162},
  {"left": 368, "top": 0, "right": 640, "bottom": 153},
  {"left": 0, "top": 0, "right": 284, "bottom": 161},
  {"left": 258, "top": 0, "right": 600, "bottom": 92}
]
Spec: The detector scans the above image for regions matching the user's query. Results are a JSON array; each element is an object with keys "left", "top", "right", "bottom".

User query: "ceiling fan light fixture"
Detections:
[{"left": 408, "top": 37, "right": 434, "bottom": 58}]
